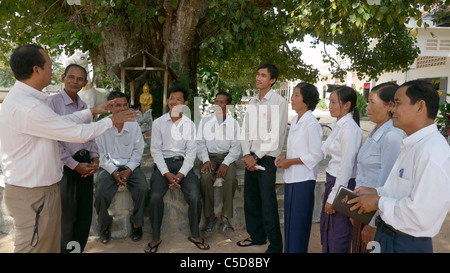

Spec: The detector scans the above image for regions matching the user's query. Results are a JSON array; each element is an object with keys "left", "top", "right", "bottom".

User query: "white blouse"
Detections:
[
  {"left": 321, "top": 113, "right": 362, "bottom": 204},
  {"left": 283, "top": 110, "right": 323, "bottom": 183},
  {"left": 355, "top": 119, "right": 404, "bottom": 189}
]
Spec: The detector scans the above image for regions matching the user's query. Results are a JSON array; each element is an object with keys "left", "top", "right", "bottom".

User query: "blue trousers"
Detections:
[
  {"left": 375, "top": 229, "right": 433, "bottom": 253},
  {"left": 284, "top": 180, "right": 315, "bottom": 253}
]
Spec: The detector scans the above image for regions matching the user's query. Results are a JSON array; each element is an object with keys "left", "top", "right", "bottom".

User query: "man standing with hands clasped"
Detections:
[
  {"left": 47, "top": 63, "right": 101, "bottom": 253},
  {"left": 237, "top": 63, "right": 288, "bottom": 253},
  {"left": 348, "top": 80, "right": 450, "bottom": 253}
]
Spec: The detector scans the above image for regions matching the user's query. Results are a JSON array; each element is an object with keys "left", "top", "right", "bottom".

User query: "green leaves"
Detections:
[{"left": 1, "top": 0, "right": 449, "bottom": 102}]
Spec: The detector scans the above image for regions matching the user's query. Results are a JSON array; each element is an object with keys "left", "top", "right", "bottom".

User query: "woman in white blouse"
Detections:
[
  {"left": 275, "top": 83, "right": 323, "bottom": 253},
  {"left": 320, "top": 86, "right": 362, "bottom": 253},
  {"left": 351, "top": 83, "right": 404, "bottom": 253}
]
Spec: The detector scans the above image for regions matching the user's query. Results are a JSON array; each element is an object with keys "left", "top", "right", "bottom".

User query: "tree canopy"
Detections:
[{"left": 1, "top": 0, "right": 449, "bottom": 106}]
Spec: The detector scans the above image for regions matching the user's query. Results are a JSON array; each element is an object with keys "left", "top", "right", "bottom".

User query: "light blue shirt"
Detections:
[
  {"left": 355, "top": 119, "right": 404, "bottom": 189},
  {"left": 96, "top": 121, "right": 145, "bottom": 174}
]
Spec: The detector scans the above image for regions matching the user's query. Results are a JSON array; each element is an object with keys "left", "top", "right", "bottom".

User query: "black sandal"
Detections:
[
  {"left": 188, "top": 237, "right": 210, "bottom": 250},
  {"left": 236, "top": 237, "right": 265, "bottom": 247},
  {"left": 130, "top": 218, "right": 143, "bottom": 242},
  {"left": 144, "top": 240, "right": 162, "bottom": 253},
  {"left": 100, "top": 225, "right": 111, "bottom": 244}
]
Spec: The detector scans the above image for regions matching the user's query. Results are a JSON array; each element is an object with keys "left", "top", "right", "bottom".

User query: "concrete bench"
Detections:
[{"left": 88, "top": 152, "right": 327, "bottom": 239}]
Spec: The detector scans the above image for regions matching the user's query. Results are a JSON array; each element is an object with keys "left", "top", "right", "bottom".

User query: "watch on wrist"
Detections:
[{"left": 252, "top": 154, "right": 260, "bottom": 161}]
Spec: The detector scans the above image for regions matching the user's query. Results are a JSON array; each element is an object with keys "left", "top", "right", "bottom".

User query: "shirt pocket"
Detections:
[
  {"left": 396, "top": 176, "right": 413, "bottom": 197},
  {"left": 119, "top": 144, "right": 133, "bottom": 158}
]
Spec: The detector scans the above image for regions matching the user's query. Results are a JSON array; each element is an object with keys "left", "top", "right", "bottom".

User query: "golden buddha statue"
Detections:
[{"left": 139, "top": 82, "right": 153, "bottom": 114}]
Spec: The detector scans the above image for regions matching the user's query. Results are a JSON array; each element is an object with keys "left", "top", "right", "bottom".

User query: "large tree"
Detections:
[{"left": 1, "top": 0, "right": 448, "bottom": 103}]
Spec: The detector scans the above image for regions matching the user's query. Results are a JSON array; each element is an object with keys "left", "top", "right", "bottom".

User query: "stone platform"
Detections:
[{"left": 87, "top": 151, "right": 329, "bottom": 239}]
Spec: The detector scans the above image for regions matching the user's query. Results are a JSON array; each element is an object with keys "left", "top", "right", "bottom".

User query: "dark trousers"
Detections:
[
  {"left": 149, "top": 158, "right": 202, "bottom": 241},
  {"left": 375, "top": 220, "right": 433, "bottom": 253},
  {"left": 94, "top": 166, "right": 148, "bottom": 231},
  {"left": 60, "top": 152, "right": 93, "bottom": 253},
  {"left": 284, "top": 180, "right": 315, "bottom": 253},
  {"left": 244, "top": 156, "right": 282, "bottom": 253}
]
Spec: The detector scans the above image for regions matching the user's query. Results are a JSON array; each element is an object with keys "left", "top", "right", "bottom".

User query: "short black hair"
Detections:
[
  {"left": 400, "top": 80, "right": 440, "bottom": 120},
  {"left": 168, "top": 85, "right": 189, "bottom": 101},
  {"left": 295, "top": 82, "right": 320, "bottom": 111},
  {"left": 370, "top": 82, "right": 399, "bottom": 117},
  {"left": 371, "top": 82, "right": 399, "bottom": 104},
  {"left": 216, "top": 91, "right": 232, "bottom": 104},
  {"left": 64, "top": 63, "right": 88, "bottom": 81},
  {"left": 107, "top": 91, "right": 127, "bottom": 101},
  {"left": 258, "top": 63, "right": 279, "bottom": 86},
  {"left": 10, "top": 44, "right": 45, "bottom": 80}
]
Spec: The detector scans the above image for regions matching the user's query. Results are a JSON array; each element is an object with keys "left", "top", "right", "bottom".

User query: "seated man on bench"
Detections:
[
  {"left": 145, "top": 85, "right": 209, "bottom": 253},
  {"left": 94, "top": 91, "right": 149, "bottom": 244}
]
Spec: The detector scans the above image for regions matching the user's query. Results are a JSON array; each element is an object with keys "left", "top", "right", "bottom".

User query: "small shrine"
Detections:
[{"left": 111, "top": 50, "right": 177, "bottom": 116}]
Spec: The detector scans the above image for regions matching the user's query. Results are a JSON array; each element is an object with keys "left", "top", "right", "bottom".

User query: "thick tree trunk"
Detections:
[{"left": 88, "top": 0, "right": 210, "bottom": 95}]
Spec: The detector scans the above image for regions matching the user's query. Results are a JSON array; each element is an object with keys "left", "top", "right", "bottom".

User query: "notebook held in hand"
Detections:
[{"left": 331, "top": 185, "right": 376, "bottom": 225}]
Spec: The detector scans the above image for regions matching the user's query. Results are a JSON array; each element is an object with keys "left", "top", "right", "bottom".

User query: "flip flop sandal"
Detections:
[
  {"left": 236, "top": 237, "right": 266, "bottom": 247},
  {"left": 100, "top": 225, "right": 111, "bottom": 244},
  {"left": 188, "top": 237, "right": 210, "bottom": 250},
  {"left": 144, "top": 240, "right": 162, "bottom": 253},
  {"left": 221, "top": 219, "right": 234, "bottom": 232},
  {"left": 130, "top": 218, "right": 143, "bottom": 242},
  {"left": 204, "top": 217, "right": 218, "bottom": 233}
]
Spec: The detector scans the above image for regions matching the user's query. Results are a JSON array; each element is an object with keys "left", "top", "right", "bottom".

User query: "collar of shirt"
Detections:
[
  {"left": 15, "top": 80, "right": 48, "bottom": 102},
  {"left": 61, "top": 89, "right": 85, "bottom": 110},
  {"left": 205, "top": 113, "right": 234, "bottom": 126},
  {"left": 401, "top": 123, "right": 438, "bottom": 152},
  {"left": 164, "top": 112, "right": 191, "bottom": 125},
  {"left": 332, "top": 112, "right": 353, "bottom": 129},
  {"left": 298, "top": 110, "right": 313, "bottom": 124},
  {"left": 369, "top": 119, "right": 394, "bottom": 142},
  {"left": 113, "top": 121, "right": 132, "bottom": 135},
  {"left": 254, "top": 89, "right": 274, "bottom": 102}
]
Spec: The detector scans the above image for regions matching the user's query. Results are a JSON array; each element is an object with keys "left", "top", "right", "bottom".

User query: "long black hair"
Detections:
[{"left": 334, "top": 86, "right": 360, "bottom": 127}]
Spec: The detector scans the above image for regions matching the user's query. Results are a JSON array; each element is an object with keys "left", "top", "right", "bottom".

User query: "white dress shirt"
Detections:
[
  {"left": 151, "top": 113, "right": 196, "bottom": 176},
  {"left": 322, "top": 113, "right": 362, "bottom": 204},
  {"left": 283, "top": 110, "right": 323, "bottom": 183},
  {"left": 355, "top": 119, "right": 404, "bottom": 189},
  {"left": 376, "top": 124, "right": 450, "bottom": 237},
  {"left": 0, "top": 81, "right": 112, "bottom": 188},
  {"left": 197, "top": 113, "right": 241, "bottom": 166},
  {"left": 95, "top": 121, "right": 144, "bottom": 174},
  {"left": 241, "top": 89, "right": 288, "bottom": 159}
]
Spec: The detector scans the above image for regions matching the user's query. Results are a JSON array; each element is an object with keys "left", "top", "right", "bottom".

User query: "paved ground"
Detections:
[
  {"left": 1, "top": 109, "right": 449, "bottom": 253},
  {"left": 1, "top": 210, "right": 449, "bottom": 253}
]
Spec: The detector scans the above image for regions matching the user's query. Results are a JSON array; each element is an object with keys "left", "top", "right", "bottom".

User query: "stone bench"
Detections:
[{"left": 88, "top": 152, "right": 328, "bottom": 239}]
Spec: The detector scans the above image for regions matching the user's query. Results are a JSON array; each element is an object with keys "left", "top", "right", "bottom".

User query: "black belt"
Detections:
[
  {"left": 250, "top": 152, "right": 275, "bottom": 159},
  {"left": 375, "top": 216, "right": 413, "bottom": 238},
  {"left": 74, "top": 149, "right": 89, "bottom": 157},
  {"left": 168, "top": 156, "right": 184, "bottom": 161}
]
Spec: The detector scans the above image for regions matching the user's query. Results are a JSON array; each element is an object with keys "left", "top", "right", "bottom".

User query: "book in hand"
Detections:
[{"left": 331, "top": 185, "right": 376, "bottom": 225}]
